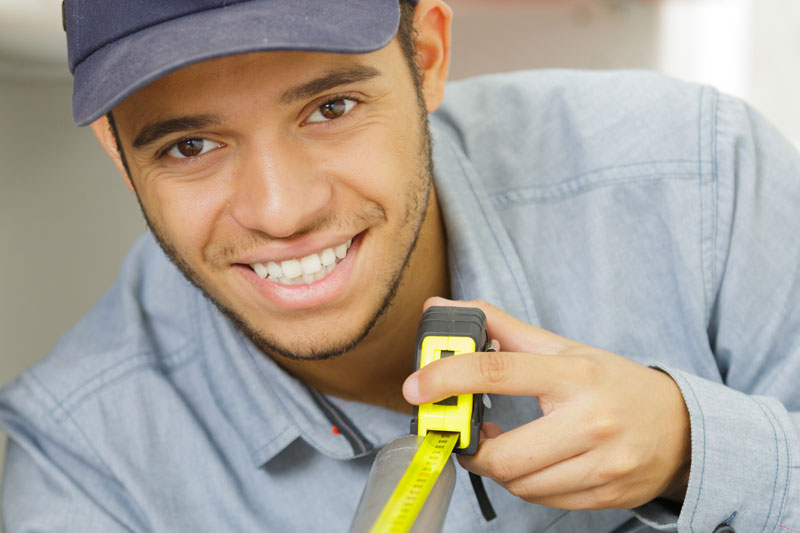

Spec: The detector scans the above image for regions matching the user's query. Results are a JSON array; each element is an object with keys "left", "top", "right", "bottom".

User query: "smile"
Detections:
[{"left": 248, "top": 238, "right": 353, "bottom": 286}]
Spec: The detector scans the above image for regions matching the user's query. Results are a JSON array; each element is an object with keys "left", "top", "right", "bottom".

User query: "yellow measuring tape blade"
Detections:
[{"left": 369, "top": 431, "right": 459, "bottom": 533}]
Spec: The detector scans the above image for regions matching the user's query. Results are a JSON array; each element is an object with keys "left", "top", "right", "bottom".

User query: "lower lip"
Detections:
[{"left": 237, "top": 234, "right": 362, "bottom": 311}]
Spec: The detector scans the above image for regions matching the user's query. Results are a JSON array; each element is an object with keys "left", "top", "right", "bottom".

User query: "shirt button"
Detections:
[{"left": 713, "top": 525, "right": 735, "bottom": 533}]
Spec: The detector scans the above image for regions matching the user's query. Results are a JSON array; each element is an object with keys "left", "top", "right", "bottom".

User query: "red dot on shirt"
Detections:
[{"left": 331, "top": 425, "right": 340, "bottom": 435}]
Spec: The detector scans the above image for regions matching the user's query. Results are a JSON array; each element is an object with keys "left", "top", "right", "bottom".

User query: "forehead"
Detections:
[{"left": 114, "top": 42, "right": 404, "bottom": 126}]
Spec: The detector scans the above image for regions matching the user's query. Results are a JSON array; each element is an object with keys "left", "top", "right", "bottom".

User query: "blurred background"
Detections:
[{"left": 1, "top": 0, "right": 799, "bottom": 511}]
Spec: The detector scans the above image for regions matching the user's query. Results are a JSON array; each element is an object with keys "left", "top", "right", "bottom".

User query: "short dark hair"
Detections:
[
  {"left": 397, "top": 0, "right": 423, "bottom": 94},
  {"left": 106, "top": 110, "right": 132, "bottom": 182},
  {"left": 107, "top": 1, "right": 422, "bottom": 179}
]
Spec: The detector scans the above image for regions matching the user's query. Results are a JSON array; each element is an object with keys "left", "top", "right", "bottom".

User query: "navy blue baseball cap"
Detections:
[{"left": 64, "top": 0, "right": 417, "bottom": 126}]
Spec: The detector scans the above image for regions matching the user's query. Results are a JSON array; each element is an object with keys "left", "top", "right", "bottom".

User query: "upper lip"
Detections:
[{"left": 233, "top": 232, "right": 358, "bottom": 266}]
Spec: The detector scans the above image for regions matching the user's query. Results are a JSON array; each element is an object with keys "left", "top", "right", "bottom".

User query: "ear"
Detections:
[
  {"left": 90, "top": 115, "right": 136, "bottom": 193},
  {"left": 413, "top": 0, "right": 452, "bottom": 113}
]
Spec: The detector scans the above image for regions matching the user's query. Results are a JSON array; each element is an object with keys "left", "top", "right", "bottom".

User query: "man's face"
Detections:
[{"left": 111, "top": 41, "right": 434, "bottom": 360}]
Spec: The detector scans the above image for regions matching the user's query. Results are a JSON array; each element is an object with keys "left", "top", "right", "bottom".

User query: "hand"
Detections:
[{"left": 402, "top": 297, "right": 691, "bottom": 510}]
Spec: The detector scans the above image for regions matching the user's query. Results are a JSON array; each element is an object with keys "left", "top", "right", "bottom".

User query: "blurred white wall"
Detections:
[
  {"left": 0, "top": 0, "right": 67, "bottom": 77},
  {"left": 1, "top": 0, "right": 799, "bottom": 517},
  {"left": 0, "top": 79, "right": 145, "bottom": 522},
  {"left": 447, "top": 0, "right": 800, "bottom": 146}
]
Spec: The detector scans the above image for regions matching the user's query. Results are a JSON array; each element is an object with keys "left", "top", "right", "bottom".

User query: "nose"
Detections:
[{"left": 228, "top": 138, "right": 333, "bottom": 238}]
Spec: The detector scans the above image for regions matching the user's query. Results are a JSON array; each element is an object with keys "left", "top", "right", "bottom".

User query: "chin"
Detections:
[{"left": 217, "top": 298, "right": 382, "bottom": 362}]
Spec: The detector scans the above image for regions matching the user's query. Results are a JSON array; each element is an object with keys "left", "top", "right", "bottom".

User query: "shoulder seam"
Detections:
[
  {"left": 489, "top": 159, "right": 708, "bottom": 208},
  {"left": 37, "top": 341, "right": 197, "bottom": 421},
  {"left": 710, "top": 86, "right": 721, "bottom": 313},
  {"left": 23, "top": 371, "right": 118, "bottom": 477}
]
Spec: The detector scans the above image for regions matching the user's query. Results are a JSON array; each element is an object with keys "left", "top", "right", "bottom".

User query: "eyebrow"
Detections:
[
  {"left": 132, "top": 114, "right": 220, "bottom": 149},
  {"left": 279, "top": 64, "right": 382, "bottom": 105},
  {"left": 131, "top": 65, "right": 381, "bottom": 149}
]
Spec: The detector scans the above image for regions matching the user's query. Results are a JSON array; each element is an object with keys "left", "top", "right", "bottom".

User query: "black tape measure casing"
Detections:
[{"left": 409, "top": 306, "right": 489, "bottom": 456}]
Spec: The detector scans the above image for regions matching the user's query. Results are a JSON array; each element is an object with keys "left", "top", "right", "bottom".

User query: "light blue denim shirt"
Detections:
[{"left": 2, "top": 70, "right": 799, "bottom": 532}]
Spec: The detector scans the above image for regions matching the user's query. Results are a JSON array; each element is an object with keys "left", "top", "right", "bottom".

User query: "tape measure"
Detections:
[
  {"left": 369, "top": 306, "right": 490, "bottom": 533},
  {"left": 369, "top": 431, "right": 458, "bottom": 532},
  {"left": 411, "top": 306, "right": 489, "bottom": 455}
]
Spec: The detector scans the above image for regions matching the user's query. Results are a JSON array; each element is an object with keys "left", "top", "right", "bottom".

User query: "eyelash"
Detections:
[
  {"left": 154, "top": 93, "right": 364, "bottom": 160},
  {"left": 302, "top": 93, "right": 363, "bottom": 127},
  {"left": 156, "top": 136, "right": 204, "bottom": 160}
]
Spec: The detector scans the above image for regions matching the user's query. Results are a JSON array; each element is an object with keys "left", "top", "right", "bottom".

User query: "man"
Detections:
[{"left": 1, "top": 0, "right": 798, "bottom": 531}]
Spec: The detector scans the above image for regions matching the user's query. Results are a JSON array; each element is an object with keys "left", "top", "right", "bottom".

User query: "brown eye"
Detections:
[
  {"left": 320, "top": 99, "right": 347, "bottom": 120},
  {"left": 176, "top": 139, "right": 205, "bottom": 157},
  {"left": 307, "top": 98, "right": 357, "bottom": 123},
  {"left": 166, "top": 138, "right": 221, "bottom": 159}
]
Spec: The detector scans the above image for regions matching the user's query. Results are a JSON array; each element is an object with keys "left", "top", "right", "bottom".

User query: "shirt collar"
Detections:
[{"left": 194, "top": 297, "right": 409, "bottom": 467}]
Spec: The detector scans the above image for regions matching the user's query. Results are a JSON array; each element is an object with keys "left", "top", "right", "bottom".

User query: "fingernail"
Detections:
[{"left": 403, "top": 375, "right": 421, "bottom": 403}]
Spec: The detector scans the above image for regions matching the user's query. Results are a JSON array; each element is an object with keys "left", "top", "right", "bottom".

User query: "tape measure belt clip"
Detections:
[{"left": 410, "top": 306, "right": 489, "bottom": 456}]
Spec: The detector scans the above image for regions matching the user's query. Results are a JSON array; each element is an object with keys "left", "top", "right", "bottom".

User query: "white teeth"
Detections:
[
  {"left": 320, "top": 248, "right": 337, "bottom": 266},
  {"left": 252, "top": 262, "right": 268, "bottom": 279},
  {"left": 281, "top": 259, "right": 302, "bottom": 279},
  {"left": 300, "top": 253, "right": 322, "bottom": 274},
  {"left": 267, "top": 261, "right": 282, "bottom": 278},
  {"left": 252, "top": 237, "right": 354, "bottom": 286}
]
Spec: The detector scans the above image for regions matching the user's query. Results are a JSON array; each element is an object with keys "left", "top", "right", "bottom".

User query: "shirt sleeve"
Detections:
[
  {"left": 635, "top": 91, "right": 800, "bottom": 532},
  {"left": 0, "top": 374, "right": 143, "bottom": 532}
]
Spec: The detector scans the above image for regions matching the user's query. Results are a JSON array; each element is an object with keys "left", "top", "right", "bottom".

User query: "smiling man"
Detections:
[
  {"left": 2, "top": 1, "right": 800, "bottom": 532},
  {"left": 102, "top": 46, "right": 447, "bottom": 410}
]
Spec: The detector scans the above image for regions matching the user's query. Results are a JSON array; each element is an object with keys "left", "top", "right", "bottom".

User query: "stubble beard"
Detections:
[{"left": 140, "top": 112, "right": 436, "bottom": 362}]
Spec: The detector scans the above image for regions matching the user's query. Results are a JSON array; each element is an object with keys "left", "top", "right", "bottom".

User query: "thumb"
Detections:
[{"left": 424, "top": 297, "right": 574, "bottom": 355}]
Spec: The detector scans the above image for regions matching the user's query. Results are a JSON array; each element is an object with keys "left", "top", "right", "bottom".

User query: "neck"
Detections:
[{"left": 273, "top": 188, "right": 450, "bottom": 413}]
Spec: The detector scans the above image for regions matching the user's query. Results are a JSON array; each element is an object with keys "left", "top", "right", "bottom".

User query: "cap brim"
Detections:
[{"left": 72, "top": 0, "right": 400, "bottom": 126}]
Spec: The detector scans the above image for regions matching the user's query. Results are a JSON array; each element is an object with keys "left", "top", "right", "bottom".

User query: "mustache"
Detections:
[{"left": 203, "top": 204, "right": 386, "bottom": 268}]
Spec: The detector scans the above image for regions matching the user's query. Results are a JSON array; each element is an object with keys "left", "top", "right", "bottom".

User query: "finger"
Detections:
[
  {"left": 472, "top": 447, "right": 626, "bottom": 510},
  {"left": 500, "top": 449, "right": 641, "bottom": 510},
  {"left": 480, "top": 421, "right": 503, "bottom": 440},
  {"left": 424, "top": 297, "right": 574, "bottom": 355},
  {"left": 403, "top": 350, "right": 576, "bottom": 404},
  {"left": 526, "top": 487, "right": 619, "bottom": 512},
  {"left": 459, "top": 412, "right": 593, "bottom": 483},
  {"left": 500, "top": 450, "right": 605, "bottom": 502},
  {"left": 488, "top": 445, "right": 652, "bottom": 510},
  {"left": 529, "top": 478, "right": 654, "bottom": 511}
]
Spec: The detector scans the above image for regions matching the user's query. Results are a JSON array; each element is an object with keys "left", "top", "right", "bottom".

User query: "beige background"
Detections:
[{"left": 2, "top": 0, "right": 799, "bottom": 526}]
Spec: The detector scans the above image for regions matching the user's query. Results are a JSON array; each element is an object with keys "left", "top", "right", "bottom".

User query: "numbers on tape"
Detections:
[{"left": 369, "top": 431, "right": 459, "bottom": 533}]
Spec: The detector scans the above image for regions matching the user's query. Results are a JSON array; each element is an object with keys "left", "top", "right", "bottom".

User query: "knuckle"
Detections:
[
  {"left": 572, "top": 355, "right": 603, "bottom": 386},
  {"left": 484, "top": 452, "right": 516, "bottom": 483},
  {"left": 588, "top": 485, "right": 622, "bottom": 509},
  {"left": 614, "top": 455, "right": 638, "bottom": 478},
  {"left": 587, "top": 413, "right": 619, "bottom": 442},
  {"left": 595, "top": 459, "right": 633, "bottom": 484},
  {"left": 476, "top": 351, "right": 510, "bottom": 385},
  {"left": 504, "top": 478, "right": 529, "bottom": 499}
]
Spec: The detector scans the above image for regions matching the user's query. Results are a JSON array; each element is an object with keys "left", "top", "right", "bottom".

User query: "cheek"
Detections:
[
  {"left": 139, "top": 173, "right": 232, "bottom": 262},
  {"left": 312, "top": 118, "right": 422, "bottom": 211}
]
